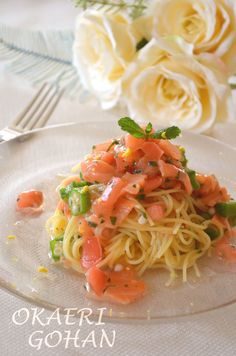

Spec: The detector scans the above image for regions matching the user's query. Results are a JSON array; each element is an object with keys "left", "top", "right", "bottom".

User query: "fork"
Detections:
[{"left": 0, "top": 83, "right": 64, "bottom": 142}]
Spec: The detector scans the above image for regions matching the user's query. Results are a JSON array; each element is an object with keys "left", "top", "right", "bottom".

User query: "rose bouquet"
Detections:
[{"left": 73, "top": 0, "right": 236, "bottom": 133}]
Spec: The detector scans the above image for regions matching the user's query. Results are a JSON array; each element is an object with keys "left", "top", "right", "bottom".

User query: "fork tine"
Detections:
[
  {"left": 24, "top": 85, "right": 58, "bottom": 130},
  {"left": 15, "top": 83, "right": 54, "bottom": 130},
  {"left": 10, "top": 83, "right": 47, "bottom": 130},
  {"left": 33, "top": 88, "right": 64, "bottom": 129}
]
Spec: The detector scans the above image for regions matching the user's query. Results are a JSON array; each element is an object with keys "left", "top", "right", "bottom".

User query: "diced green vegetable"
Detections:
[
  {"left": 110, "top": 216, "right": 117, "bottom": 225},
  {"left": 204, "top": 226, "right": 220, "bottom": 240},
  {"left": 187, "top": 169, "right": 200, "bottom": 190},
  {"left": 179, "top": 146, "right": 188, "bottom": 167},
  {"left": 68, "top": 186, "right": 91, "bottom": 216},
  {"left": 148, "top": 161, "right": 158, "bottom": 167},
  {"left": 215, "top": 201, "right": 236, "bottom": 218},
  {"left": 68, "top": 189, "right": 81, "bottom": 215},
  {"left": 199, "top": 211, "right": 212, "bottom": 220},
  {"left": 60, "top": 180, "right": 91, "bottom": 201},
  {"left": 50, "top": 236, "right": 63, "bottom": 262},
  {"left": 137, "top": 194, "right": 145, "bottom": 200},
  {"left": 88, "top": 221, "right": 97, "bottom": 228},
  {"left": 80, "top": 186, "right": 91, "bottom": 214},
  {"left": 136, "top": 38, "right": 148, "bottom": 51}
]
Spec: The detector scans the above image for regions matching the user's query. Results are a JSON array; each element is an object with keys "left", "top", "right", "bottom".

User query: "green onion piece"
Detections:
[
  {"left": 80, "top": 171, "right": 84, "bottom": 181},
  {"left": 137, "top": 194, "right": 145, "bottom": 200},
  {"left": 68, "top": 189, "right": 81, "bottom": 215},
  {"left": 60, "top": 188, "right": 67, "bottom": 200},
  {"left": 148, "top": 161, "right": 158, "bottom": 167},
  {"left": 72, "top": 181, "right": 91, "bottom": 188},
  {"left": 60, "top": 180, "right": 91, "bottom": 201},
  {"left": 110, "top": 216, "right": 117, "bottom": 225},
  {"left": 204, "top": 226, "right": 220, "bottom": 240},
  {"left": 187, "top": 169, "right": 200, "bottom": 190},
  {"left": 215, "top": 201, "right": 236, "bottom": 218},
  {"left": 79, "top": 186, "right": 91, "bottom": 214},
  {"left": 88, "top": 221, "right": 97, "bottom": 228},
  {"left": 50, "top": 236, "right": 63, "bottom": 262}
]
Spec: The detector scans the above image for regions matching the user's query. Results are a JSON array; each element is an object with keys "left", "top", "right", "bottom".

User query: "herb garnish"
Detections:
[
  {"left": 118, "top": 117, "right": 181, "bottom": 140},
  {"left": 110, "top": 216, "right": 117, "bottom": 225}
]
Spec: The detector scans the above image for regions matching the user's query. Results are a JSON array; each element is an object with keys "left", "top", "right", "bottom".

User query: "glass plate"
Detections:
[{"left": 0, "top": 122, "right": 236, "bottom": 321}]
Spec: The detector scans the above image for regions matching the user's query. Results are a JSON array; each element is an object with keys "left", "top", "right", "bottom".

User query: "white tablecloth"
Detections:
[{"left": 1, "top": 1, "right": 236, "bottom": 355}]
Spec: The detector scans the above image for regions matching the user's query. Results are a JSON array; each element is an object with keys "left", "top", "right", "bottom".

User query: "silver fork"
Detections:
[{"left": 0, "top": 83, "right": 64, "bottom": 142}]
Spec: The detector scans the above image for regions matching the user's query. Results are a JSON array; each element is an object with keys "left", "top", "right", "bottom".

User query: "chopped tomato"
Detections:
[
  {"left": 16, "top": 190, "right": 44, "bottom": 212},
  {"left": 104, "top": 269, "right": 146, "bottom": 304},
  {"left": 57, "top": 200, "right": 71, "bottom": 220},
  {"left": 93, "top": 140, "right": 114, "bottom": 153},
  {"left": 158, "top": 140, "right": 181, "bottom": 160},
  {"left": 141, "top": 141, "right": 163, "bottom": 160},
  {"left": 122, "top": 172, "right": 146, "bottom": 195},
  {"left": 195, "top": 174, "right": 230, "bottom": 206},
  {"left": 136, "top": 156, "right": 159, "bottom": 176},
  {"left": 147, "top": 204, "right": 165, "bottom": 221},
  {"left": 86, "top": 268, "right": 146, "bottom": 304},
  {"left": 125, "top": 134, "right": 145, "bottom": 150},
  {"left": 143, "top": 176, "right": 162, "bottom": 193},
  {"left": 158, "top": 160, "right": 179, "bottom": 178},
  {"left": 179, "top": 171, "right": 192, "bottom": 195},
  {"left": 81, "top": 159, "right": 115, "bottom": 184},
  {"left": 101, "top": 177, "right": 125, "bottom": 206},
  {"left": 92, "top": 178, "right": 125, "bottom": 219},
  {"left": 86, "top": 266, "right": 107, "bottom": 296},
  {"left": 215, "top": 233, "right": 236, "bottom": 262},
  {"left": 112, "top": 197, "right": 136, "bottom": 225},
  {"left": 81, "top": 235, "right": 102, "bottom": 269}
]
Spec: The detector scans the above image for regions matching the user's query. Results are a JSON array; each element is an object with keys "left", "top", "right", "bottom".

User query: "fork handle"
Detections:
[{"left": 0, "top": 128, "right": 21, "bottom": 143}]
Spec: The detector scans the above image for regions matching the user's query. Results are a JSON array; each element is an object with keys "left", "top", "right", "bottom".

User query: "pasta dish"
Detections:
[{"left": 46, "top": 118, "right": 236, "bottom": 304}]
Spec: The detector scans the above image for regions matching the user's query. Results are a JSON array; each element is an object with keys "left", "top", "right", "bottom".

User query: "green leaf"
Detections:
[
  {"left": 187, "top": 169, "right": 200, "bottom": 190},
  {"left": 136, "top": 38, "right": 148, "bottom": 51},
  {"left": 50, "top": 236, "right": 63, "bottom": 262},
  {"left": 152, "top": 126, "right": 181, "bottom": 140},
  {"left": 118, "top": 117, "right": 145, "bottom": 138},
  {"left": 145, "top": 122, "right": 153, "bottom": 136}
]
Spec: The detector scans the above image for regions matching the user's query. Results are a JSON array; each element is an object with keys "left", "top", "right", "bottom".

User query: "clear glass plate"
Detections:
[{"left": 0, "top": 122, "right": 236, "bottom": 321}]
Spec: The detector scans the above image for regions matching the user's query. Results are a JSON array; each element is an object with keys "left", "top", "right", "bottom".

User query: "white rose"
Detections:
[
  {"left": 149, "top": 0, "right": 236, "bottom": 74},
  {"left": 122, "top": 38, "right": 234, "bottom": 133},
  {"left": 73, "top": 10, "right": 138, "bottom": 109}
]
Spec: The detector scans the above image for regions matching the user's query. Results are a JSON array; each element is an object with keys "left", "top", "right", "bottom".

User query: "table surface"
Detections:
[{"left": 1, "top": 1, "right": 236, "bottom": 355}]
